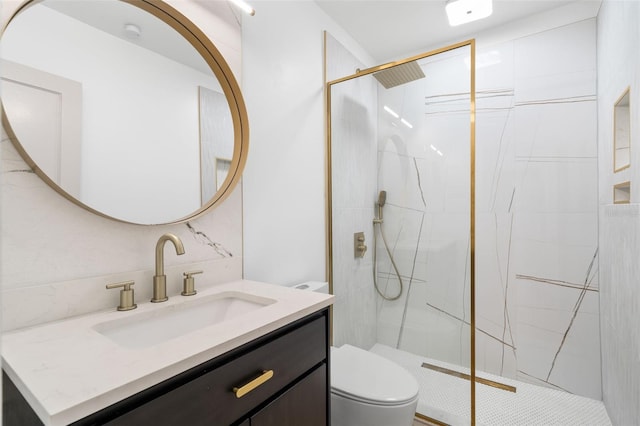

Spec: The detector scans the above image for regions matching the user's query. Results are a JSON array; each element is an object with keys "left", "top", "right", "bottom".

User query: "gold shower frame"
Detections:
[{"left": 324, "top": 38, "right": 477, "bottom": 425}]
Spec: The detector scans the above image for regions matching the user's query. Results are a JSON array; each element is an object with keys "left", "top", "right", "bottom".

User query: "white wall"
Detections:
[
  {"left": 597, "top": 1, "right": 640, "bottom": 424},
  {"left": 1, "top": 0, "right": 244, "bottom": 331},
  {"left": 241, "top": 1, "right": 373, "bottom": 286}
]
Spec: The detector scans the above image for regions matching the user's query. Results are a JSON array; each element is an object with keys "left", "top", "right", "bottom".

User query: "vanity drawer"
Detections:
[{"left": 105, "top": 314, "right": 327, "bottom": 426}]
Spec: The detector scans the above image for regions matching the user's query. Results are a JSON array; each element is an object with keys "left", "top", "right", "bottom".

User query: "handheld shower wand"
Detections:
[
  {"left": 378, "top": 190, "right": 387, "bottom": 206},
  {"left": 376, "top": 190, "right": 387, "bottom": 223},
  {"left": 373, "top": 190, "right": 403, "bottom": 301}
]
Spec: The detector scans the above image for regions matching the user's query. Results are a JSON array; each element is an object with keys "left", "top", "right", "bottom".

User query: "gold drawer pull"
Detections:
[{"left": 233, "top": 370, "right": 274, "bottom": 398}]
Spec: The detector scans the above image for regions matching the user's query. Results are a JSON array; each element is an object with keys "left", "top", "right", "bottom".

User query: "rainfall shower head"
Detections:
[
  {"left": 378, "top": 190, "right": 387, "bottom": 207},
  {"left": 373, "top": 61, "right": 425, "bottom": 89}
]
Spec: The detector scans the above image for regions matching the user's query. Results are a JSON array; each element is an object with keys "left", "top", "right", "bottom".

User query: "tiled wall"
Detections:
[
  {"left": 375, "top": 46, "right": 473, "bottom": 369},
  {"left": 1, "top": 1, "right": 244, "bottom": 332},
  {"left": 597, "top": 0, "right": 640, "bottom": 423},
  {"left": 326, "top": 33, "right": 379, "bottom": 349},
  {"left": 380, "top": 19, "right": 600, "bottom": 398},
  {"left": 374, "top": 20, "right": 601, "bottom": 399},
  {"left": 480, "top": 19, "right": 599, "bottom": 398}
]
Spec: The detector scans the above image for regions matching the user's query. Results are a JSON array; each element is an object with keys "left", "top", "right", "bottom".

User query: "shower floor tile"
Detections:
[{"left": 369, "top": 344, "right": 612, "bottom": 426}]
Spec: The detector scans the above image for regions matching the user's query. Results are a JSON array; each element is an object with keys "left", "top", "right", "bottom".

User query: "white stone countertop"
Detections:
[{"left": 2, "top": 280, "right": 334, "bottom": 426}]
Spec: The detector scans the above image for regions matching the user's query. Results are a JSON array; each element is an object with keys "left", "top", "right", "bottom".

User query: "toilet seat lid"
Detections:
[{"left": 331, "top": 344, "right": 419, "bottom": 406}]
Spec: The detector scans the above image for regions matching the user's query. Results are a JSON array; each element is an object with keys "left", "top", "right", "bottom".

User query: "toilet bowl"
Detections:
[
  {"left": 331, "top": 344, "right": 419, "bottom": 426},
  {"left": 293, "top": 282, "right": 419, "bottom": 426}
]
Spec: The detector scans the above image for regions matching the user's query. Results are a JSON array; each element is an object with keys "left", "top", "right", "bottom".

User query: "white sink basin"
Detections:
[{"left": 93, "top": 291, "right": 276, "bottom": 349}]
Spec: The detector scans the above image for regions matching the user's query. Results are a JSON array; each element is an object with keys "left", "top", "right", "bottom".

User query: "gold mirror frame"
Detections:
[{"left": 1, "top": 0, "right": 249, "bottom": 225}]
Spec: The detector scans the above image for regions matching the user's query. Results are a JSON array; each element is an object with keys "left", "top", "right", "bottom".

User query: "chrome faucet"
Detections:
[{"left": 151, "top": 233, "right": 185, "bottom": 302}]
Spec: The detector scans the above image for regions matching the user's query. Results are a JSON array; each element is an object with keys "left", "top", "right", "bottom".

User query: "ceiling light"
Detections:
[
  {"left": 445, "top": 0, "right": 492, "bottom": 27},
  {"left": 229, "top": 0, "right": 255, "bottom": 16}
]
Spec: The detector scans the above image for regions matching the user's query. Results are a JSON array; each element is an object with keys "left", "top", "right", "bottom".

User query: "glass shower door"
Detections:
[
  {"left": 374, "top": 45, "right": 475, "bottom": 425},
  {"left": 327, "top": 38, "right": 476, "bottom": 425}
]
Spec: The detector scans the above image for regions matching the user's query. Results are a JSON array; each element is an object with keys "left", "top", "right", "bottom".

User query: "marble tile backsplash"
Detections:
[
  {"left": 1, "top": 135, "right": 243, "bottom": 332},
  {"left": 2, "top": 257, "right": 242, "bottom": 332}
]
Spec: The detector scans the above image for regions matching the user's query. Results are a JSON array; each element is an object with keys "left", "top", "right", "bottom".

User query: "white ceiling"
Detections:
[
  {"left": 30, "top": 0, "right": 602, "bottom": 70},
  {"left": 39, "top": 0, "right": 240, "bottom": 75},
  {"left": 314, "top": 0, "right": 602, "bottom": 62}
]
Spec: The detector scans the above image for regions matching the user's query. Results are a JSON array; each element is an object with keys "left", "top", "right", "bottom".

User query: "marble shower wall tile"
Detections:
[
  {"left": 329, "top": 19, "right": 601, "bottom": 401},
  {"left": 327, "top": 33, "right": 378, "bottom": 349},
  {"left": 331, "top": 207, "right": 378, "bottom": 349},
  {"left": 372, "top": 20, "right": 601, "bottom": 400},
  {"left": 375, "top": 206, "right": 471, "bottom": 367},
  {"left": 508, "top": 19, "right": 600, "bottom": 399},
  {"left": 375, "top": 46, "right": 473, "bottom": 369},
  {"left": 597, "top": 1, "right": 640, "bottom": 423},
  {"left": 475, "top": 215, "right": 516, "bottom": 379},
  {"left": 513, "top": 20, "right": 596, "bottom": 103},
  {"left": 1, "top": 137, "right": 243, "bottom": 331},
  {"left": 599, "top": 205, "right": 640, "bottom": 424},
  {"left": 1, "top": 257, "right": 242, "bottom": 332}
]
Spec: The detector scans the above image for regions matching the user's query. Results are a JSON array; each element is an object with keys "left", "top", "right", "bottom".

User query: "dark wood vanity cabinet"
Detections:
[
  {"left": 3, "top": 308, "right": 330, "bottom": 426},
  {"left": 249, "top": 364, "right": 327, "bottom": 426}
]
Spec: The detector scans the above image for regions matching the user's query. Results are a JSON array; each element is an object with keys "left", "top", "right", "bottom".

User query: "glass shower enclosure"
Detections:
[{"left": 326, "top": 37, "right": 477, "bottom": 425}]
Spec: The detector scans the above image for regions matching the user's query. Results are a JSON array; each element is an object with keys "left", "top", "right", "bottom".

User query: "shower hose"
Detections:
[{"left": 372, "top": 220, "right": 404, "bottom": 301}]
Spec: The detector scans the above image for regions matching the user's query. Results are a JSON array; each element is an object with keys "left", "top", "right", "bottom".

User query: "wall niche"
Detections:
[
  {"left": 614, "top": 88, "right": 631, "bottom": 172},
  {"left": 613, "top": 181, "right": 631, "bottom": 204}
]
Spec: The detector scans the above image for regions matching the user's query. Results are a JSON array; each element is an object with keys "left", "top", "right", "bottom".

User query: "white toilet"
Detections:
[
  {"left": 331, "top": 344, "right": 419, "bottom": 426},
  {"left": 293, "top": 282, "right": 420, "bottom": 426}
]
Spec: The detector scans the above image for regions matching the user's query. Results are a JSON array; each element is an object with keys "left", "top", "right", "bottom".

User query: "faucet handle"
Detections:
[
  {"left": 106, "top": 280, "right": 137, "bottom": 311},
  {"left": 182, "top": 270, "right": 203, "bottom": 296}
]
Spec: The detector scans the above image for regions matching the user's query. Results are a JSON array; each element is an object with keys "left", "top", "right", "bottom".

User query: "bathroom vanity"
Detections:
[{"left": 2, "top": 280, "right": 333, "bottom": 426}]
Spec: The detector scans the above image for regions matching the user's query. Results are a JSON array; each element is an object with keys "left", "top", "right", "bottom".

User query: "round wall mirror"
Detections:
[{"left": 0, "top": 0, "right": 249, "bottom": 225}]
